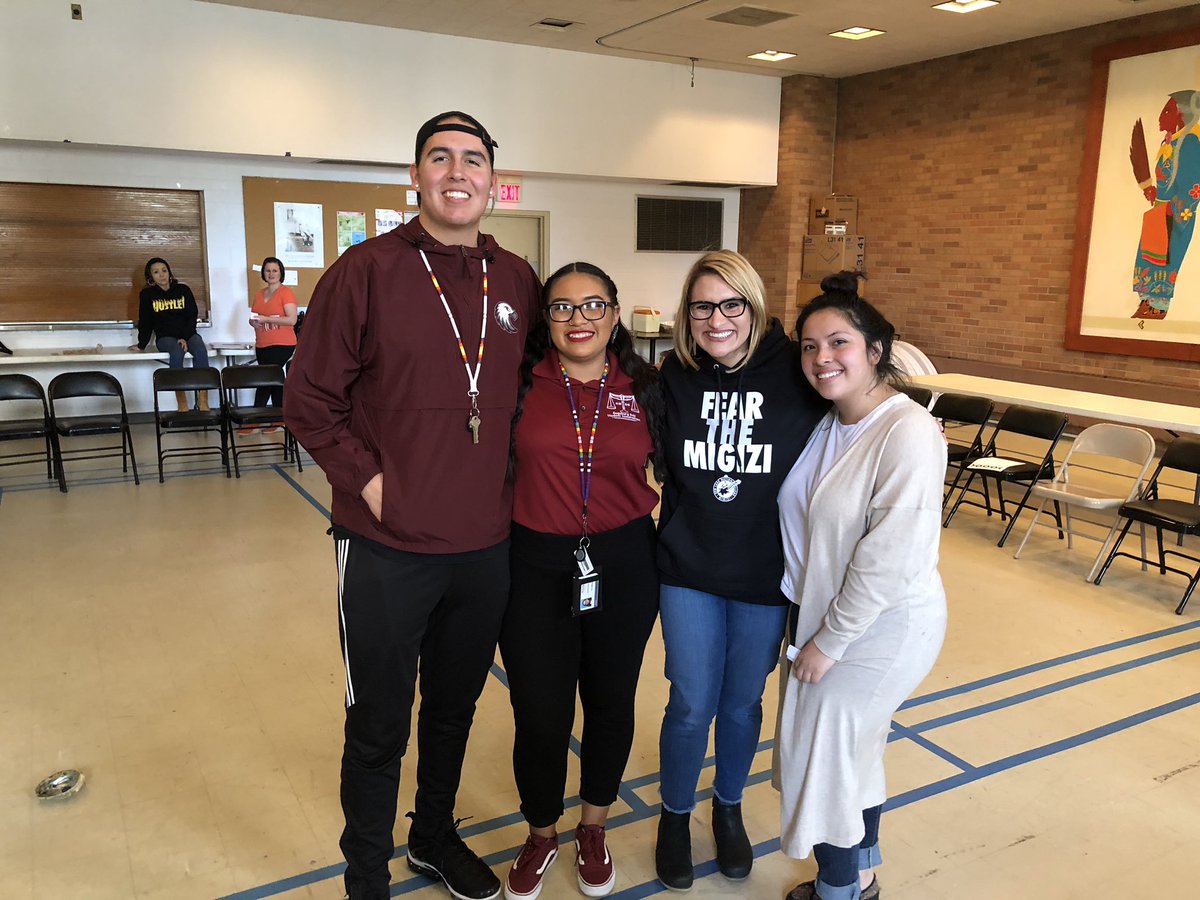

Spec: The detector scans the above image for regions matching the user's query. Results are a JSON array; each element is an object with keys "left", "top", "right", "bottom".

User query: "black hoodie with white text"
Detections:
[{"left": 657, "top": 319, "right": 827, "bottom": 604}]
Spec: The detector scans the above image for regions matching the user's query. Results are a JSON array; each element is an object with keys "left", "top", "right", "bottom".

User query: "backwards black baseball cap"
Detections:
[{"left": 414, "top": 111, "right": 498, "bottom": 166}]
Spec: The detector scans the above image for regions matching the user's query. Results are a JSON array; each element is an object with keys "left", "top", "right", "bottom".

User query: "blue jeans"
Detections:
[
  {"left": 658, "top": 585, "right": 787, "bottom": 812},
  {"left": 813, "top": 805, "right": 884, "bottom": 900},
  {"left": 156, "top": 334, "right": 209, "bottom": 369}
]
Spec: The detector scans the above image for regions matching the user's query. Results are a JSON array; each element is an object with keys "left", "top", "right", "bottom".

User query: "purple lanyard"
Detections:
[{"left": 560, "top": 360, "right": 609, "bottom": 536}]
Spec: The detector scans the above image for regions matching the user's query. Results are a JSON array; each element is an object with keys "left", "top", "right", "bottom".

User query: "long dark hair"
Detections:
[{"left": 513, "top": 261, "right": 666, "bottom": 481}]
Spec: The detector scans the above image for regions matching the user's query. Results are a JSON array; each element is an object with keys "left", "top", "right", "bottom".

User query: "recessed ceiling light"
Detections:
[
  {"left": 748, "top": 49, "right": 797, "bottom": 61},
  {"left": 830, "top": 27, "right": 886, "bottom": 40},
  {"left": 932, "top": 0, "right": 999, "bottom": 12}
]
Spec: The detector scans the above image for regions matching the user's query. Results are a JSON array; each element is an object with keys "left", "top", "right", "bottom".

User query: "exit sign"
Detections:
[{"left": 498, "top": 183, "right": 521, "bottom": 203}]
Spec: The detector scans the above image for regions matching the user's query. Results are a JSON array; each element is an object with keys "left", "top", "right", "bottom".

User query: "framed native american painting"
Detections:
[{"left": 1067, "top": 28, "right": 1200, "bottom": 362}]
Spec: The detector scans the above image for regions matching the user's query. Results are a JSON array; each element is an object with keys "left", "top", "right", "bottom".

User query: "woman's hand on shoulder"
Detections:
[{"left": 792, "top": 640, "right": 835, "bottom": 684}]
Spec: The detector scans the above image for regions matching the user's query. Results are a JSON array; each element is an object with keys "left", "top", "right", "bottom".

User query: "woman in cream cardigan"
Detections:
[{"left": 776, "top": 272, "right": 947, "bottom": 900}]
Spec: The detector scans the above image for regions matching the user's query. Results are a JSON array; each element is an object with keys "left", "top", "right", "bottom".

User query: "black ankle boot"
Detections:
[
  {"left": 655, "top": 810, "right": 693, "bottom": 891},
  {"left": 710, "top": 797, "right": 753, "bottom": 879}
]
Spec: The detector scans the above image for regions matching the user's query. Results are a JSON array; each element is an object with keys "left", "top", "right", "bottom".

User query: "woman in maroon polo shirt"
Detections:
[{"left": 499, "top": 261, "right": 664, "bottom": 900}]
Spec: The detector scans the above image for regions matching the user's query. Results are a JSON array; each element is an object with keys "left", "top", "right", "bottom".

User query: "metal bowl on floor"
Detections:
[{"left": 35, "top": 769, "right": 85, "bottom": 801}]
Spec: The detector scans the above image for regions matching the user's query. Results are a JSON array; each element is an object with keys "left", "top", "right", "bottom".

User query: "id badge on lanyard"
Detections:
[
  {"left": 562, "top": 360, "right": 609, "bottom": 617},
  {"left": 571, "top": 539, "right": 602, "bottom": 616}
]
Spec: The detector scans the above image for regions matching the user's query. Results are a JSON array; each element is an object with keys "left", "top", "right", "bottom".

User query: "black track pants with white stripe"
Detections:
[{"left": 333, "top": 526, "right": 509, "bottom": 898}]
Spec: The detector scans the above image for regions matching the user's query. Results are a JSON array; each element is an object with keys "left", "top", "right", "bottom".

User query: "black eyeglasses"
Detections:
[
  {"left": 687, "top": 298, "right": 748, "bottom": 320},
  {"left": 546, "top": 300, "right": 613, "bottom": 322}
]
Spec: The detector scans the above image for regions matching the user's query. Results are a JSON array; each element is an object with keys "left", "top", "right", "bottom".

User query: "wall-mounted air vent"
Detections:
[{"left": 637, "top": 197, "right": 723, "bottom": 252}]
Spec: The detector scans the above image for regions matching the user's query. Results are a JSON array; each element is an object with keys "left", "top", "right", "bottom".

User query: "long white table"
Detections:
[
  {"left": 908, "top": 373, "right": 1200, "bottom": 436},
  {"left": 0, "top": 343, "right": 258, "bottom": 368},
  {"left": 0, "top": 346, "right": 169, "bottom": 366}
]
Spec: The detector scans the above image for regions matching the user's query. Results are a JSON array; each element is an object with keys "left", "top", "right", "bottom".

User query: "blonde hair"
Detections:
[{"left": 670, "top": 249, "right": 770, "bottom": 372}]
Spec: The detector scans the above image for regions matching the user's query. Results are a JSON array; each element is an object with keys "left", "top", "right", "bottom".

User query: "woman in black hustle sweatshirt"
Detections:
[
  {"left": 653, "top": 250, "right": 826, "bottom": 891},
  {"left": 131, "top": 257, "right": 211, "bottom": 411}
]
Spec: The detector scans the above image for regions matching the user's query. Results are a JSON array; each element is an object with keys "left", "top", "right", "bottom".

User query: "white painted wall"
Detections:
[
  {"left": 0, "top": 141, "right": 740, "bottom": 414},
  {"left": 0, "top": 0, "right": 780, "bottom": 185},
  {"left": 0, "top": 0, "right": 767, "bottom": 415}
]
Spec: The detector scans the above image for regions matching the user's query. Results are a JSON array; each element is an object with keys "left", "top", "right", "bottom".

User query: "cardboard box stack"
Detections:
[
  {"left": 808, "top": 195, "right": 858, "bottom": 235},
  {"left": 801, "top": 195, "right": 863, "bottom": 304}
]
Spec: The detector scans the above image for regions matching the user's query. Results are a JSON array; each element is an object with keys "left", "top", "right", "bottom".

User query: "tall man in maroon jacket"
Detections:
[{"left": 285, "top": 112, "right": 540, "bottom": 900}]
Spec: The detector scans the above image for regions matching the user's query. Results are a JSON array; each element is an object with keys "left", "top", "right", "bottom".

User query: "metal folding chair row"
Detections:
[
  {"left": 1, "top": 366, "right": 304, "bottom": 490},
  {"left": 154, "top": 364, "right": 303, "bottom": 480},
  {"left": 0, "top": 370, "right": 142, "bottom": 493}
]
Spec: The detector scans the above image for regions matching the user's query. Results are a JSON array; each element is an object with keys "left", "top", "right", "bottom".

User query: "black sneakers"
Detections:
[{"left": 406, "top": 816, "right": 501, "bottom": 900}]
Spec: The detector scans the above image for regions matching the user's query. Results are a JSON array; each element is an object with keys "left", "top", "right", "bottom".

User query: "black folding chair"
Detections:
[
  {"left": 943, "top": 404, "right": 1068, "bottom": 547},
  {"left": 221, "top": 364, "right": 302, "bottom": 478},
  {"left": 1094, "top": 436, "right": 1200, "bottom": 615},
  {"left": 929, "top": 392, "right": 994, "bottom": 507},
  {"left": 895, "top": 383, "right": 933, "bottom": 409},
  {"left": 48, "top": 370, "right": 139, "bottom": 492},
  {"left": 153, "top": 367, "right": 229, "bottom": 482},
  {"left": 0, "top": 373, "right": 57, "bottom": 483}
]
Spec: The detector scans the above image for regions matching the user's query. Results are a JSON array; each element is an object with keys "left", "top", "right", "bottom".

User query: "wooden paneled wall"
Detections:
[{"left": 0, "top": 182, "right": 207, "bottom": 325}]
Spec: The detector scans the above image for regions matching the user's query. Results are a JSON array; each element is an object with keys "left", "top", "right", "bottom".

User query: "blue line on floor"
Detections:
[
  {"left": 897, "top": 638, "right": 1200, "bottom": 738},
  {"left": 218, "top": 681, "right": 1200, "bottom": 900},
  {"left": 270, "top": 463, "right": 330, "bottom": 519},
  {"left": 215, "top": 465, "right": 1200, "bottom": 899},
  {"left": 487, "top": 661, "right": 510, "bottom": 689},
  {"left": 887, "top": 689, "right": 1200, "bottom": 811},
  {"left": 887, "top": 720, "right": 975, "bottom": 772},
  {"left": 610, "top": 834, "right": 783, "bottom": 899},
  {"left": 901, "top": 618, "right": 1200, "bottom": 710}
]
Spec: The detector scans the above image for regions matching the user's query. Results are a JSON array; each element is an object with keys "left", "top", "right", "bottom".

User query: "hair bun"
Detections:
[{"left": 820, "top": 270, "right": 864, "bottom": 297}]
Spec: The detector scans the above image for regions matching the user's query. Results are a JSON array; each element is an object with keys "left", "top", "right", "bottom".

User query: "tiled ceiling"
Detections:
[{"left": 199, "top": 0, "right": 1196, "bottom": 78}]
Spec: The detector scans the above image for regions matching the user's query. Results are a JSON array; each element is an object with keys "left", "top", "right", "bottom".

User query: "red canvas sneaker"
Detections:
[
  {"left": 574, "top": 824, "right": 616, "bottom": 897},
  {"left": 504, "top": 832, "right": 558, "bottom": 900}
]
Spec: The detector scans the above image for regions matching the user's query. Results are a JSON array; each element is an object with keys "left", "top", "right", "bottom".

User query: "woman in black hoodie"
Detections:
[
  {"left": 131, "top": 257, "right": 211, "bottom": 411},
  {"left": 654, "top": 250, "right": 826, "bottom": 891}
]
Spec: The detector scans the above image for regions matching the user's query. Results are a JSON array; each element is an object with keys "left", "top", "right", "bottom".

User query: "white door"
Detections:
[{"left": 482, "top": 211, "right": 547, "bottom": 279}]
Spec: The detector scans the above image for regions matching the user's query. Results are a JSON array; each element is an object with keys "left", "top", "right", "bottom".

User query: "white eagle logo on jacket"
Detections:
[{"left": 494, "top": 302, "right": 519, "bottom": 334}]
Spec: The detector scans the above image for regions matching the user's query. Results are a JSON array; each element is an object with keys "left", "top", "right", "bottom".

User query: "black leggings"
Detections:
[
  {"left": 499, "top": 516, "right": 659, "bottom": 828},
  {"left": 254, "top": 344, "right": 294, "bottom": 406}
]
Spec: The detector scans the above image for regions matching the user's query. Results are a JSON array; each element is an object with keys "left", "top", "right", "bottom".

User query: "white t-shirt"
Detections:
[{"left": 778, "top": 393, "right": 908, "bottom": 602}]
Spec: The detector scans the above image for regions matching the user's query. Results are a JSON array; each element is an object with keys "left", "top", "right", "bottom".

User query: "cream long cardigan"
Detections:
[{"left": 774, "top": 398, "right": 948, "bottom": 858}]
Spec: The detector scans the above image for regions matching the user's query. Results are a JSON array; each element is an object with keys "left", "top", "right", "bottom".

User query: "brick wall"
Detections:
[
  {"left": 747, "top": 7, "right": 1200, "bottom": 391},
  {"left": 738, "top": 76, "right": 837, "bottom": 324}
]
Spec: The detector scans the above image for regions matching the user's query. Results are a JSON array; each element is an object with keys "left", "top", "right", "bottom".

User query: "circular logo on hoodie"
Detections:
[
  {"left": 494, "top": 301, "right": 519, "bottom": 334},
  {"left": 712, "top": 475, "right": 741, "bottom": 502}
]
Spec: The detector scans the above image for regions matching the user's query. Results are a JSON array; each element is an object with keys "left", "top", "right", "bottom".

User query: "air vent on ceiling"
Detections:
[
  {"left": 532, "top": 17, "right": 576, "bottom": 30},
  {"left": 637, "top": 197, "right": 723, "bottom": 253},
  {"left": 707, "top": 6, "right": 796, "bottom": 27}
]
